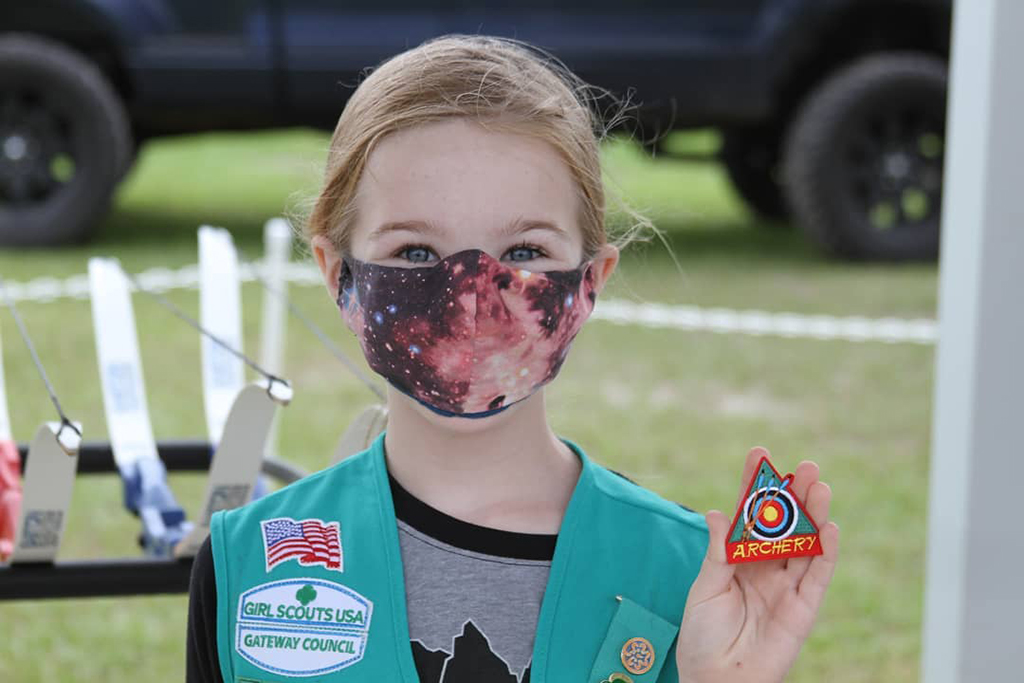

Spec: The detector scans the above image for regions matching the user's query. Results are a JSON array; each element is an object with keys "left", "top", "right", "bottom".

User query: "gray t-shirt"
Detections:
[{"left": 390, "top": 472, "right": 557, "bottom": 683}]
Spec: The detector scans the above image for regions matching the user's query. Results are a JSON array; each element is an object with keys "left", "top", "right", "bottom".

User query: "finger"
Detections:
[
  {"left": 789, "top": 460, "right": 820, "bottom": 507},
  {"left": 803, "top": 479, "right": 831, "bottom": 525},
  {"left": 785, "top": 480, "right": 832, "bottom": 581},
  {"left": 778, "top": 464, "right": 821, "bottom": 580},
  {"left": 685, "top": 510, "right": 737, "bottom": 608},
  {"left": 796, "top": 521, "right": 840, "bottom": 613},
  {"left": 735, "top": 447, "right": 769, "bottom": 510}
]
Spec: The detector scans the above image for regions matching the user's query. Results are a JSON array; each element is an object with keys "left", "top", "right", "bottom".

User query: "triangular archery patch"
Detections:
[{"left": 725, "top": 456, "right": 823, "bottom": 565}]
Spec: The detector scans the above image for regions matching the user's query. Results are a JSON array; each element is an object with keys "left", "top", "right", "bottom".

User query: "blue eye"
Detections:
[
  {"left": 506, "top": 244, "right": 544, "bottom": 262},
  {"left": 397, "top": 245, "right": 437, "bottom": 263}
]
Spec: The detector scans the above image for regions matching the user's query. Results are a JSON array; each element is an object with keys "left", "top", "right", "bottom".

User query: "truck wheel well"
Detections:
[
  {"left": 774, "top": 1, "right": 951, "bottom": 121},
  {"left": 1, "top": 30, "right": 132, "bottom": 104}
]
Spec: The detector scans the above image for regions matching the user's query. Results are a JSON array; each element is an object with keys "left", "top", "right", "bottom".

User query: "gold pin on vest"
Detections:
[
  {"left": 620, "top": 636, "right": 655, "bottom": 675},
  {"left": 600, "top": 673, "right": 634, "bottom": 683}
]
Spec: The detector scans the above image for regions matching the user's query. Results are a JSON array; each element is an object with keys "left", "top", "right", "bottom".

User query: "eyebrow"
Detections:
[
  {"left": 500, "top": 217, "right": 573, "bottom": 243},
  {"left": 367, "top": 217, "right": 571, "bottom": 243},
  {"left": 366, "top": 220, "right": 444, "bottom": 242}
]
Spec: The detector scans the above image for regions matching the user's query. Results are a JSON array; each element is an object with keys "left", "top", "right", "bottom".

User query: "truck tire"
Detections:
[
  {"left": 782, "top": 53, "right": 947, "bottom": 260},
  {"left": 721, "top": 127, "right": 790, "bottom": 222},
  {"left": 0, "top": 34, "right": 131, "bottom": 246}
]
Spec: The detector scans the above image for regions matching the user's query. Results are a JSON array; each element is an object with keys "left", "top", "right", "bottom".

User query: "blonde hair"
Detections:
[{"left": 304, "top": 34, "right": 651, "bottom": 260}]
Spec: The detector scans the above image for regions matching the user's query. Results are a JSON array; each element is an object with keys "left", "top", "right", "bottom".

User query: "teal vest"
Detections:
[{"left": 211, "top": 432, "right": 708, "bottom": 683}]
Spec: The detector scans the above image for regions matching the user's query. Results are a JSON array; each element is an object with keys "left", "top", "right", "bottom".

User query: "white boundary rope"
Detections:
[
  {"left": 1, "top": 263, "right": 937, "bottom": 345},
  {"left": 593, "top": 300, "right": 936, "bottom": 345}
]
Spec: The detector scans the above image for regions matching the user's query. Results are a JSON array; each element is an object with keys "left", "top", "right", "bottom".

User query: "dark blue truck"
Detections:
[{"left": 0, "top": 0, "right": 951, "bottom": 259}]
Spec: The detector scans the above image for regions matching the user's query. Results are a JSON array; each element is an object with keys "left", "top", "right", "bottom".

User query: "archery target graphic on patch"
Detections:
[
  {"left": 725, "top": 456, "right": 823, "bottom": 565},
  {"left": 742, "top": 485, "right": 798, "bottom": 541}
]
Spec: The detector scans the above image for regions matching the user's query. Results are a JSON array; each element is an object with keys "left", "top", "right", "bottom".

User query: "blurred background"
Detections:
[{"left": 0, "top": 1, "right": 949, "bottom": 681}]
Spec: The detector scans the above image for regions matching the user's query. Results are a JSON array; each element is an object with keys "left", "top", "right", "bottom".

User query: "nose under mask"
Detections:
[{"left": 337, "top": 248, "right": 597, "bottom": 418}]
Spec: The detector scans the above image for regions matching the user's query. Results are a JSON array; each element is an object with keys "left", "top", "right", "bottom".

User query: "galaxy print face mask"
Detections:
[{"left": 337, "top": 249, "right": 597, "bottom": 418}]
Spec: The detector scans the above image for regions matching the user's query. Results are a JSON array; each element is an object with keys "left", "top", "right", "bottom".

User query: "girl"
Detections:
[{"left": 187, "top": 34, "right": 839, "bottom": 683}]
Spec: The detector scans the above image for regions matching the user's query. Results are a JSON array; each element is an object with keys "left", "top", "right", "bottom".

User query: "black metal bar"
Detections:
[
  {"left": 17, "top": 440, "right": 213, "bottom": 474},
  {"left": 1, "top": 444, "right": 314, "bottom": 601},
  {"left": 0, "top": 558, "right": 195, "bottom": 600}
]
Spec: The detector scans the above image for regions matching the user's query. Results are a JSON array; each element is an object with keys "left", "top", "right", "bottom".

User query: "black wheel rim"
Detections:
[
  {"left": 0, "top": 86, "right": 78, "bottom": 207},
  {"left": 839, "top": 92, "right": 945, "bottom": 237}
]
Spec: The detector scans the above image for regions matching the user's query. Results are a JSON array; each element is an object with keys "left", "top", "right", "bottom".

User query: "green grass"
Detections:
[{"left": 0, "top": 129, "right": 937, "bottom": 682}]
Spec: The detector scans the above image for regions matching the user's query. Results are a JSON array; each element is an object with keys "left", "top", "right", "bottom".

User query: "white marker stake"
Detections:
[
  {"left": 175, "top": 379, "right": 292, "bottom": 557},
  {"left": 331, "top": 405, "right": 388, "bottom": 465},
  {"left": 199, "top": 226, "right": 245, "bottom": 444},
  {"left": 8, "top": 421, "right": 80, "bottom": 564}
]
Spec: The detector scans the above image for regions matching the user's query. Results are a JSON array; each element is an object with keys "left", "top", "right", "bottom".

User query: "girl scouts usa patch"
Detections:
[{"left": 236, "top": 578, "right": 373, "bottom": 676}]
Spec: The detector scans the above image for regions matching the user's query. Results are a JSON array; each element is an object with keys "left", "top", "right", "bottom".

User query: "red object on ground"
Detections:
[{"left": 0, "top": 438, "right": 22, "bottom": 561}]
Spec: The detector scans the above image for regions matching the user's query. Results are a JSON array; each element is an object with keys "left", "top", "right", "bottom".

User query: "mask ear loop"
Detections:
[
  {"left": 579, "top": 259, "right": 598, "bottom": 306},
  {"left": 336, "top": 258, "right": 355, "bottom": 309}
]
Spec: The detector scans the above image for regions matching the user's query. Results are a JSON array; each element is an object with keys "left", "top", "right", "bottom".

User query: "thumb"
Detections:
[{"left": 684, "top": 510, "right": 737, "bottom": 607}]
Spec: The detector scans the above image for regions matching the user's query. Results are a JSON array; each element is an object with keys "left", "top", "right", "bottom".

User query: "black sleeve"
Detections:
[{"left": 186, "top": 536, "right": 224, "bottom": 683}]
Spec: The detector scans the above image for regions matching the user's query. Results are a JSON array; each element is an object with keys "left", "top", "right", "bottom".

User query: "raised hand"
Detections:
[{"left": 675, "top": 447, "right": 840, "bottom": 683}]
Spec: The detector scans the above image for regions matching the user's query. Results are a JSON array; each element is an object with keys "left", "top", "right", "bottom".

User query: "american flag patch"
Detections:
[{"left": 260, "top": 517, "right": 343, "bottom": 573}]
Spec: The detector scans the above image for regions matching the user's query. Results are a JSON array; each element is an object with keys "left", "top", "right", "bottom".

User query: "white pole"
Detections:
[
  {"left": 260, "top": 218, "right": 293, "bottom": 460},
  {"left": 921, "top": 1, "right": 1024, "bottom": 681}
]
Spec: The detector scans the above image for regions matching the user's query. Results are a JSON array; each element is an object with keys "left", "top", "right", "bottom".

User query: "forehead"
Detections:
[{"left": 350, "top": 118, "right": 580, "bottom": 243}]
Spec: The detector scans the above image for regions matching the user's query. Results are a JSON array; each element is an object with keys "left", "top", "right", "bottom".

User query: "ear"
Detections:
[
  {"left": 589, "top": 242, "right": 619, "bottom": 296},
  {"left": 311, "top": 234, "right": 344, "bottom": 303}
]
